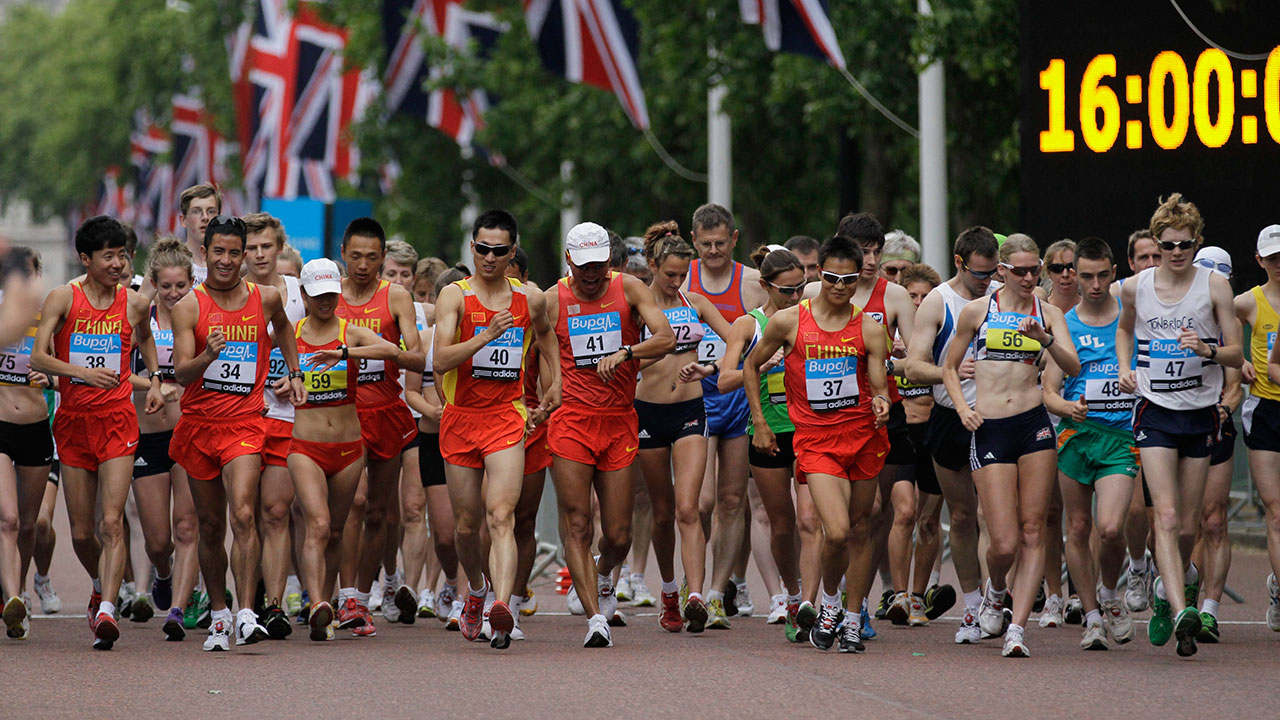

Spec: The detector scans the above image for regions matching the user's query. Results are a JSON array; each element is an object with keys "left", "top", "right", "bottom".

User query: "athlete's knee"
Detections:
[
  {"left": 261, "top": 498, "right": 291, "bottom": 528},
  {"left": 35, "top": 513, "right": 52, "bottom": 537},
  {"left": 486, "top": 504, "right": 515, "bottom": 533},
  {"left": 768, "top": 510, "right": 796, "bottom": 540},
  {"left": 1065, "top": 513, "right": 1092, "bottom": 545},
  {"left": 1201, "top": 506, "right": 1227, "bottom": 540},
  {"left": 1152, "top": 507, "right": 1180, "bottom": 534},
  {"left": 600, "top": 525, "right": 631, "bottom": 557},
  {"left": 673, "top": 500, "right": 700, "bottom": 529},
  {"left": 0, "top": 509, "right": 18, "bottom": 536},
  {"left": 226, "top": 502, "right": 257, "bottom": 536},
  {"left": 1096, "top": 519, "right": 1124, "bottom": 546},
  {"left": 1264, "top": 499, "right": 1280, "bottom": 530},
  {"left": 145, "top": 533, "right": 174, "bottom": 562},
  {"left": 715, "top": 485, "right": 745, "bottom": 515},
  {"left": 98, "top": 514, "right": 125, "bottom": 544}
]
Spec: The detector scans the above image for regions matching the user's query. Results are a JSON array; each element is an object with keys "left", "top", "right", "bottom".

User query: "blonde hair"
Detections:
[
  {"left": 1149, "top": 193, "right": 1203, "bottom": 241},
  {"left": 243, "top": 212, "right": 286, "bottom": 249},
  {"left": 1042, "top": 239, "right": 1076, "bottom": 264},
  {"left": 899, "top": 263, "right": 941, "bottom": 289},
  {"left": 148, "top": 235, "right": 194, "bottom": 282},
  {"left": 385, "top": 239, "right": 419, "bottom": 268},
  {"left": 278, "top": 244, "right": 303, "bottom": 276},
  {"left": 999, "top": 233, "right": 1039, "bottom": 263}
]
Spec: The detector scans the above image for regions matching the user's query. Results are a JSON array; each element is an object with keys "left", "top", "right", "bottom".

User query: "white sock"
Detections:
[
  {"left": 963, "top": 589, "right": 982, "bottom": 610},
  {"left": 1099, "top": 585, "right": 1117, "bottom": 603},
  {"left": 1184, "top": 563, "right": 1199, "bottom": 585},
  {"left": 1155, "top": 579, "right": 1167, "bottom": 601},
  {"left": 689, "top": 591, "right": 704, "bottom": 603},
  {"left": 354, "top": 590, "right": 371, "bottom": 606},
  {"left": 821, "top": 591, "right": 841, "bottom": 610},
  {"left": 213, "top": 607, "right": 233, "bottom": 623},
  {"left": 731, "top": 574, "right": 746, "bottom": 587},
  {"left": 1085, "top": 609, "right": 1102, "bottom": 627},
  {"left": 707, "top": 589, "right": 725, "bottom": 603},
  {"left": 92, "top": 577, "right": 102, "bottom": 594},
  {"left": 338, "top": 587, "right": 356, "bottom": 602},
  {"left": 1129, "top": 555, "right": 1147, "bottom": 573},
  {"left": 597, "top": 573, "right": 612, "bottom": 590},
  {"left": 468, "top": 582, "right": 485, "bottom": 598},
  {"left": 35, "top": 572, "right": 48, "bottom": 584},
  {"left": 928, "top": 570, "right": 941, "bottom": 587},
  {"left": 99, "top": 600, "right": 115, "bottom": 618},
  {"left": 787, "top": 592, "right": 802, "bottom": 605},
  {"left": 1201, "top": 598, "right": 1219, "bottom": 618},
  {"left": 1047, "top": 593, "right": 1061, "bottom": 607},
  {"left": 661, "top": 580, "right": 678, "bottom": 594}
]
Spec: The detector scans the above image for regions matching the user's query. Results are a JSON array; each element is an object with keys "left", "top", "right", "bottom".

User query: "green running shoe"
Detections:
[
  {"left": 1197, "top": 612, "right": 1219, "bottom": 643},
  {"left": 796, "top": 601, "right": 818, "bottom": 633},
  {"left": 182, "top": 590, "right": 201, "bottom": 630},
  {"left": 1148, "top": 578, "right": 1172, "bottom": 646},
  {"left": 196, "top": 590, "right": 212, "bottom": 629},
  {"left": 784, "top": 602, "right": 802, "bottom": 643},
  {"left": 1184, "top": 580, "right": 1200, "bottom": 610},
  {"left": 706, "top": 598, "right": 731, "bottom": 629},
  {"left": 1174, "top": 607, "right": 1201, "bottom": 657},
  {"left": 678, "top": 577, "right": 689, "bottom": 613}
]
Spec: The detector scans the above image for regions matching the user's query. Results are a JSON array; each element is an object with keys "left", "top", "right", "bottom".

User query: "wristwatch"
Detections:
[
  {"left": 288, "top": 369, "right": 304, "bottom": 380},
  {"left": 622, "top": 345, "right": 634, "bottom": 361},
  {"left": 886, "top": 358, "right": 896, "bottom": 376}
]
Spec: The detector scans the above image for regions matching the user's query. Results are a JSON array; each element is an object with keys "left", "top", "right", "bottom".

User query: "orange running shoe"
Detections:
[
  {"left": 488, "top": 600, "right": 514, "bottom": 649},
  {"left": 459, "top": 592, "right": 485, "bottom": 641},
  {"left": 337, "top": 597, "right": 363, "bottom": 630},
  {"left": 93, "top": 612, "right": 119, "bottom": 650},
  {"left": 659, "top": 591, "right": 682, "bottom": 632},
  {"left": 87, "top": 589, "right": 102, "bottom": 631},
  {"left": 352, "top": 603, "right": 377, "bottom": 637}
]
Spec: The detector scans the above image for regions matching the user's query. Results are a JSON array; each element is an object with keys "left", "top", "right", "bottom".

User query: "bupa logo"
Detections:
[
  {"left": 70, "top": 334, "right": 119, "bottom": 353},
  {"left": 666, "top": 307, "right": 697, "bottom": 324},
  {"left": 989, "top": 311, "right": 1025, "bottom": 327},
  {"left": 568, "top": 313, "right": 619, "bottom": 334},
  {"left": 1085, "top": 360, "right": 1119, "bottom": 375},
  {"left": 221, "top": 342, "right": 257, "bottom": 362}
]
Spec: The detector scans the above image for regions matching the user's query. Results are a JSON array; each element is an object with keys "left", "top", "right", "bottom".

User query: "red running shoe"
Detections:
[
  {"left": 87, "top": 589, "right": 102, "bottom": 631},
  {"left": 488, "top": 600, "right": 514, "bottom": 649},
  {"left": 308, "top": 601, "right": 333, "bottom": 642},
  {"left": 352, "top": 603, "right": 377, "bottom": 637},
  {"left": 659, "top": 591, "right": 683, "bottom": 632},
  {"left": 337, "top": 597, "right": 363, "bottom": 630},
  {"left": 93, "top": 612, "right": 119, "bottom": 650},
  {"left": 459, "top": 592, "right": 485, "bottom": 641}
]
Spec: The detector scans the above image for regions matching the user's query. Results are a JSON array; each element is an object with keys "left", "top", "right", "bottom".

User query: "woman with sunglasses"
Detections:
[
  {"left": 1117, "top": 194, "right": 1242, "bottom": 658},
  {"left": 629, "top": 222, "right": 731, "bottom": 633},
  {"left": 944, "top": 233, "right": 1079, "bottom": 658}
]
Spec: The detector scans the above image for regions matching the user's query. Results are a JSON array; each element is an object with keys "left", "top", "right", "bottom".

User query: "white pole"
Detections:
[
  {"left": 918, "top": 0, "right": 949, "bottom": 276},
  {"left": 707, "top": 84, "right": 732, "bottom": 209},
  {"left": 459, "top": 146, "right": 479, "bottom": 271},
  {"left": 559, "top": 159, "right": 580, "bottom": 272}
]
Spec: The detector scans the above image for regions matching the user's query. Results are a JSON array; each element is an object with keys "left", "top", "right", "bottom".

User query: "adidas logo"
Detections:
[
  {"left": 1135, "top": 431, "right": 1147, "bottom": 442},
  {"left": 134, "top": 457, "right": 146, "bottom": 466},
  {"left": 637, "top": 430, "right": 651, "bottom": 439},
  {"left": 983, "top": 452, "right": 995, "bottom": 460}
]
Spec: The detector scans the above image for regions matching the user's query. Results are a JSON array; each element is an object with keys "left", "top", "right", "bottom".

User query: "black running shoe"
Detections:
[
  {"left": 809, "top": 605, "right": 841, "bottom": 651},
  {"left": 838, "top": 621, "right": 864, "bottom": 653},
  {"left": 723, "top": 581, "right": 738, "bottom": 618},
  {"left": 264, "top": 604, "right": 292, "bottom": 640},
  {"left": 1033, "top": 582, "right": 1047, "bottom": 613},
  {"left": 874, "top": 589, "right": 893, "bottom": 619},
  {"left": 924, "top": 584, "right": 957, "bottom": 620}
]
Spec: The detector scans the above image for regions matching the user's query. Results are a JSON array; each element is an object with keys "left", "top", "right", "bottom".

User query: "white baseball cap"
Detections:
[
  {"left": 1258, "top": 224, "right": 1280, "bottom": 258},
  {"left": 300, "top": 258, "right": 343, "bottom": 296},
  {"left": 565, "top": 222, "right": 611, "bottom": 265},
  {"left": 1193, "top": 246, "right": 1232, "bottom": 279}
]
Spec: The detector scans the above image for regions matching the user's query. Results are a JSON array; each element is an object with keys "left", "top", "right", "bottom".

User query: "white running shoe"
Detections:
[
  {"left": 118, "top": 582, "right": 137, "bottom": 619},
  {"left": 1267, "top": 574, "right": 1280, "bottom": 632},
  {"left": 567, "top": 585, "right": 585, "bottom": 615},
  {"left": 598, "top": 576, "right": 617, "bottom": 621},
  {"left": 584, "top": 613, "right": 612, "bottom": 648},
  {"left": 735, "top": 582, "right": 753, "bottom": 616},
  {"left": 34, "top": 575, "right": 61, "bottom": 614},
  {"left": 978, "top": 581, "right": 1009, "bottom": 637},
  {"left": 382, "top": 580, "right": 400, "bottom": 623},
  {"left": 417, "top": 589, "right": 436, "bottom": 619},
  {"left": 1002, "top": 626, "right": 1029, "bottom": 658},
  {"left": 766, "top": 594, "right": 787, "bottom": 624},
  {"left": 955, "top": 607, "right": 982, "bottom": 644},
  {"left": 1038, "top": 594, "right": 1064, "bottom": 628},
  {"left": 203, "top": 617, "right": 232, "bottom": 651},
  {"left": 1103, "top": 599, "right": 1134, "bottom": 643},
  {"left": 236, "top": 609, "right": 267, "bottom": 645},
  {"left": 629, "top": 580, "right": 656, "bottom": 608},
  {"left": 515, "top": 591, "right": 539, "bottom": 616},
  {"left": 1126, "top": 556, "right": 1153, "bottom": 613},
  {"left": 446, "top": 600, "right": 463, "bottom": 630},
  {"left": 479, "top": 607, "right": 491, "bottom": 642},
  {"left": 510, "top": 612, "right": 525, "bottom": 641},
  {"left": 1080, "top": 619, "right": 1109, "bottom": 650},
  {"left": 615, "top": 575, "right": 633, "bottom": 603},
  {"left": 436, "top": 585, "right": 456, "bottom": 621}
]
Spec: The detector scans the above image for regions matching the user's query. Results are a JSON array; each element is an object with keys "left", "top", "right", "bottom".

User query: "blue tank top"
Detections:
[{"left": 1062, "top": 303, "right": 1136, "bottom": 430}]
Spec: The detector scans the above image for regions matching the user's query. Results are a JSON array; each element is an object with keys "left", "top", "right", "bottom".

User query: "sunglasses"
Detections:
[
  {"left": 1047, "top": 262, "right": 1075, "bottom": 273},
  {"left": 882, "top": 265, "right": 902, "bottom": 276},
  {"left": 1194, "top": 258, "right": 1231, "bottom": 276},
  {"left": 962, "top": 261, "right": 998, "bottom": 280},
  {"left": 768, "top": 280, "right": 806, "bottom": 295},
  {"left": 821, "top": 271, "right": 859, "bottom": 286},
  {"left": 472, "top": 241, "right": 512, "bottom": 258},
  {"left": 1159, "top": 240, "right": 1196, "bottom": 251},
  {"left": 1000, "top": 261, "right": 1043, "bottom": 278},
  {"left": 207, "top": 215, "right": 246, "bottom": 233}
]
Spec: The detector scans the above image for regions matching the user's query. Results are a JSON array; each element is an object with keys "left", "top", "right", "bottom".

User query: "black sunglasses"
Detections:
[
  {"left": 821, "top": 271, "right": 859, "bottom": 286},
  {"left": 1159, "top": 240, "right": 1196, "bottom": 251},
  {"left": 1000, "top": 261, "right": 1043, "bottom": 278},
  {"left": 472, "top": 241, "right": 513, "bottom": 258},
  {"left": 768, "top": 280, "right": 806, "bottom": 295},
  {"left": 207, "top": 215, "right": 246, "bottom": 233},
  {"left": 962, "top": 261, "right": 998, "bottom": 280},
  {"left": 1047, "top": 262, "right": 1074, "bottom": 273}
]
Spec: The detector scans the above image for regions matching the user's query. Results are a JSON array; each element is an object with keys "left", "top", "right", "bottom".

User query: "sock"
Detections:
[
  {"left": 92, "top": 577, "right": 102, "bottom": 594},
  {"left": 35, "top": 572, "right": 48, "bottom": 584},
  {"left": 354, "top": 590, "right": 371, "bottom": 606},
  {"left": 1047, "top": 593, "right": 1061, "bottom": 606},
  {"left": 468, "top": 583, "right": 486, "bottom": 598},
  {"left": 1085, "top": 609, "right": 1102, "bottom": 627},
  {"left": 847, "top": 611, "right": 861, "bottom": 630},
  {"left": 1185, "top": 563, "right": 1199, "bottom": 585},
  {"left": 444, "top": 581, "right": 457, "bottom": 595},
  {"left": 689, "top": 592, "right": 704, "bottom": 603},
  {"left": 788, "top": 592, "right": 802, "bottom": 605},
  {"left": 1201, "top": 598, "right": 1219, "bottom": 618},
  {"left": 821, "top": 591, "right": 841, "bottom": 610},
  {"left": 99, "top": 600, "right": 115, "bottom": 618},
  {"left": 213, "top": 607, "right": 233, "bottom": 623},
  {"left": 619, "top": 564, "right": 630, "bottom": 578},
  {"left": 1099, "top": 585, "right": 1117, "bottom": 603},
  {"left": 928, "top": 570, "right": 941, "bottom": 588},
  {"left": 287, "top": 574, "right": 299, "bottom": 586},
  {"left": 731, "top": 574, "right": 746, "bottom": 587},
  {"left": 155, "top": 571, "right": 171, "bottom": 582},
  {"left": 389, "top": 570, "right": 402, "bottom": 586},
  {"left": 839, "top": 576, "right": 848, "bottom": 593},
  {"left": 661, "top": 580, "right": 678, "bottom": 594},
  {"left": 339, "top": 587, "right": 356, "bottom": 602},
  {"left": 987, "top": 583, "right": 1006, "bottom": 601},
  {"left": 1129, "top": 555, "right": 1147, "bottom": 573},
  {"left": 707, "top": 589, "right": 725, "bottom": 603},
  {"left": 963, "top": 589, "right": 982, "bottom": 611},
  {"left": 1155, "top": 579, "right": 1167, "bottom": 601}
]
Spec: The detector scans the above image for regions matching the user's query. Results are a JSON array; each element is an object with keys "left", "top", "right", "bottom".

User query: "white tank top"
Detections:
[
  {"left": 931, "top": 281, "right": 988, "bottom": 409},
  {"left": 265, "top": 275, "right": 306, "bottom": 422},
  {"left": 399, "top": 302, "right": 429, "bottom": 419},
  {"left": 1134, "top": 266, "right": 1221, "bottom": 410}
]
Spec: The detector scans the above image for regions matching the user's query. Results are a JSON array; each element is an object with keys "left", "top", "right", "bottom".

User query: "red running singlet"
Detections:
[
  {"left": 687, "top": 259, "right": 748, "bottom": 323},
  {"left": 181, "top": 282, "right": 272, "bottom": 420},
  {"left": 296, "top": 317, "right": 358, "bottom": 409},
  {"left": 336, "top": 280, "right": 403, "bottom": 406},
  {"left": 440, "top": 277, "right": 532, "bottom": 412},
  {"left": 54, "top": 281, "right": 133, "bottom": 407},
  {"left": 860, "top": 277, "right": 901, "bottom": 403},
  {"left": 783, "top": 300, "right": 875, "bottom": 429},
  {"left": 554, "top": 273, "right": 641, "bottom": 409}
]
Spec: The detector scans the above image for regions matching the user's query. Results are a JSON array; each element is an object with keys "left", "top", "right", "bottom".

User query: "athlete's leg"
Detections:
[
  {"left": 169, "top": 467, "right": 200, "bottom": 613},
  {"left": 747, "top": 480, "right": 782, "bottom": 599},
  {"left": 709, "top": 434, "right": 749, "bottom": 593},
  {"left": 886, "top": 477, "right": 916, "bottom": 595},
  {"left": 1199, "top": 458, "right": 1232, "bottom": 607},
  {"left": 258, "top": 464, "right": 293, "bottom": 605},
  {"left": 1145, "top": 447, "right": 1210, "bottom": 616},
  {"left": 751, "top": 465, "right": 799, "bottom": 595},
  {"left": 1094, "top": 473, "right": 1133, "bottom": 595},
  {"left": 14, "top": 465, "right": 46, "bottom": 592},
  {"left": 1249, "top": 448, "right": 1280, "bottom": 579},
  {"left": 0, "top": 458, "right": 22, "bottom": 596},
  {"left": 32, "top": 480, "right": 58, "bottom": 578},
  {"left": 93, "top": 456, "right": 134, "bottom": 607},
  {"left": 845, "top": 477, "right": 884, "bottom": 616},
  {"left": 973, "top": 463, "right": 1021, "bottom": 597},
  {"left": 1044, "top": 483, "right": 1065, "bottom": 600},
  {"left": 554, "top": 457, "right": 603, "bottom": 617},
  {"left": 1061, "top": 471, "right": 1098, "bottom": 614},
  {"left": 357, "top": 454, "right": 403, "bottom": 593},
  {"left": 445, "top": 463, "right": 487, "bottom": 594},
  {"left": 698, "top": 437, "right": 718, "bottom": 538},
  {"left": 60, "top": 466, "right": 102, "bottom": 580},
  {"left": 936, "top": 464, "right": 982, "bottom": 595},
  {"left": 630, "top": 473, "right": 652, "bottom": 581},
  {"left": 132, "top": 473, "right": 174, "bottom": 580},
  {"left": 400, "top": 465, "right": 429, "bottom": 594},
  {"left": 381, "top": 486, "right": 401, "bottom": 580},
  {"left": 338, "top": 472, "right": 367, "bottom": 589},
  {"left": 1125, "top": 469, "right": 1151, "bottom": 561},
  {"left": 804, "top": 474, "right": 854, "bottom": 596},
  {"left": 220, "top": 454, "right": 264, "bottom": 610},
  {"left": 910, "top": 492, "right": 944, "bottom": 595},
  {"left": 1005, "top": 450, "right": 1057, "bottom": 628},
  {"left": 592, "top": 466, "right": 634, "bottom": 580},
  {"left": 480, "top": 445, "right": 524, "bottom": 604},
  {"left": 637, "top": 447, "right": 677, "bottom": 584},
  {"left": 795, "top": 482, "right": 822, "bottom": 604},
  {"left": 512, "top": 468, "right": 546, "bottom": 598}
]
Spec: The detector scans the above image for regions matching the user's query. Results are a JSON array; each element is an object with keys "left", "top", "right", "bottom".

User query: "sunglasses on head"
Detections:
[
  {"left": 207, "top": 215, "right": 246, "bottom": 233},
  {"left": 1047, "top": 262, "right": 1074, "bottom": 273},
  {"left": 1000, "top": 261, "right": 1043, "bottom": 278},
  {"left": 768, "top": 280, "right": 806, "bottom": 295},
  {"left": 1159, "top": 239, "right": 1196, "bottom": 251},
  {"left": 472, "top": 241, "right": 512, "bottom": 258},
  {"left": 1194, "top": 258, "right": 1231, "bottom": 276},
  {"left": 821, "top": 271, "right": 859, "bottom": 286},
  {"left": 962, "top": 261, "right": 998, "bottom": 280}
]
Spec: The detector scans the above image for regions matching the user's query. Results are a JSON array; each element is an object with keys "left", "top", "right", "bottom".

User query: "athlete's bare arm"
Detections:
[
  {"left": 740, "top": 266, "right": 768, "bottom": 311},
  {"left": 1116, "top": 278, "right": 1139, "bottom": 393},
  {"left": 1235, "top": 290, "right": 1259, "bottom": 383},
  {"left": 688, "top": 291, "right": 734, "bottom": 339},
  {"left": 1024, "top": 304, "right": 1080, "bottom": 376},
  {"left": 389, "top": 284, "right": 425, "bottom": 372},
  {"left": 885, "top": 282, "right": 915, "bottom": 371},
  {"left": 1041, "top": 355, "right": 1086, "bottom": 422},
  {"left": 171, "top": 293, "right": 216, "bottom": 387},
  {"left": 30, "top": 285, "right": 120, "bottom": 387},
  {"left": 527, "top": 289, "right": 561, "bottom": 414},
  {"left": 742, "top": 305, "right": 799, "bottom": 454},
  {"left": 596, "top": 274, "right": 675, "bottom": 383},
  {"left": 430, "top": 283, "right": 507, "bottom": 375},
  {"left": 904, "top": 288, "right": 946, "bottom": 386},
  {"left": 307, "top": 324, "right": 400, "bottom": 369},
  {"left": 262, "top": 286, "right": 305, "bottom": 405},
  {"left": 128, "top": 288, "right": 165, "bottom": 414},
  {"left": 711, "top": 315, "right": 758, "bottom": 393},
  {"left": 942, "top": 300, "right": 985, "bottom": 429},
  {"left": 864, "top": 312, "right": 892, "bottom": 427}
]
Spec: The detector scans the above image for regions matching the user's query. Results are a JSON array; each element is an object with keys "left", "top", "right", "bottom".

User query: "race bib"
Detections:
[
  {"left": 203, "top": 341, "right": 258, "bottom": 395},
  {"left": 984, "top": 311, "right": 1041, "bottom": 361},
  {"left": 664, "top": 307, "right": 703, "bottom": 355},
  {"left": 301, "top": 353, "right": 349, "bottom": 404},
  {"left": 69, "top": 333, "right": 120, "bottom": 385},
  {"left": 1144, "top": 338, "right": 1203, "bottom": 393},
  {"left": 569, "top": 312, "right": 622, "bottom": 367},
  {"left": 896, "top": 375, "right": 931, "bottom": 399},
  {"left": 699, "top": 324, "right": 727, "bottom": 364},
  {"left": 358, "top": 357, "right": 387, "bottom": 384},
  {"left": 472, "top": 326, "right": 524, "bottom": 381},
  {"left": 1084, "top": 377, "right": 1136, "bottom": 413},
  {"left": 765, "top": 366, "right": 786, "bottom": 405},
  {"left": 0, "top": 335, "right": 34, "bottom": 385},
  {"left": 266, "top": 347, "right": 289, "bottom": 383},
  {"left": 805, "top": 356, "right": 859, "bottom": 411},
  {"left": 153, "top": 329, "right": 175, "bottom": 379}
]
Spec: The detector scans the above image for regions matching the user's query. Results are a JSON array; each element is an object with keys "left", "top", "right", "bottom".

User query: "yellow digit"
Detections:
[
  {"left": 1267, "top": 46, "right": 1280, "bottom": 144},
  {"left": 1149, "top": 51, "right": 1191, "bottom": 150},
  {"left": 1193, "top": 49, "right": 1235, "bottom": 148},
  {"left": 1080, "top": 54, "right": 1120, "bottom": 152},
  {"left": 1039, "top": 59, "right": 1076, "bottom": 153}
]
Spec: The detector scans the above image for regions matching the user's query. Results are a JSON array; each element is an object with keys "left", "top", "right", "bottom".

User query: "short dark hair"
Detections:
[
  {"left": 1127, "top": 229, "right": 1153, "bottom": 260},
  {"left": 691, "top": 203, "right": 734, "bottom": 234},
  {"left": 953, "top": 226, "right": 999, "bottom": 263},
  {"left": 343, "top": 217, "right": 387, "bottom": 251},
  {"left": 472, "top": 209, "right": 518, "bottom": 244},
  {"left": 783, "top": 235, "right": 820, "bottom": 255},
  {"left": 75, "top": 216, "right": 128, "bottom": 257},
  {"left": 509, "top": 247, "right": 530, "bottom": 276},
  {"left": 608, "top": 230, "right": 627, "bottom": 270},
  {"left": 835, "top": 213, "right": 885, "bottom": 250},
  {"left": 818, "top": 234, "right": 865, "bottom": 272},
  {"left": 1075, "top": 236, "right": 1113, "bottom": 264},
  {"left": 121, "top": 222, "right": 139, "bottom": 256},
  {"left": 204, "top": 215, "right": 247, "bottom": 248}
]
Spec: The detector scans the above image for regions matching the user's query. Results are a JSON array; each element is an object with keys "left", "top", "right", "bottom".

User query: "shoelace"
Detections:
[{"left": 819, "top": 608, "right": 838, "bottom": 632}]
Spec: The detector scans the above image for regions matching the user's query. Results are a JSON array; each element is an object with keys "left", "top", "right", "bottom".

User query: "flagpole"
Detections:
[
  {"left": 707, "top": 6, "right": 731, "bottom": 210},
  {"left": 918, "top": 0, "right": 949, "bottom": 276},
  {"left": 460, "top": 146, "right": 479, "bottom": 271},
  {"left": 560, "top": 159, "right": 580, "bottom": 271}
]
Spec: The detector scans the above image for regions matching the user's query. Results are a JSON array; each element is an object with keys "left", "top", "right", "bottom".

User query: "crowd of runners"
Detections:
[{"left": 2, "top": 182, "right": 1279, "bottom": 659}]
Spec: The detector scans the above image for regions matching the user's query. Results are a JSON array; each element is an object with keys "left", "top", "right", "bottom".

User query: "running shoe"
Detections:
[
  {"left": 907, "top": 594, "right": 929, "bottom": 627},
  {"left": 488, "top": 600, "right": 514, "bottom": 650},
  {"left": 584, "top": 613, "right": 612, "bottom": 648},
  {"left": 684, "top": 595, "right": 708, "bottom": 633},
  {"left": 87, "top": 589, "right": 102, "bottom": 632},
  {"left": 1267, "top": 574, "right": 1280, "bottom": 631},
  {"left": 678, "top": 577, "right": 689, "bottom": 613},
  {"left": 394, "top": 585, "right": 417, "bottom": 625},
  {"left": 445, "top": 600, "right": 463, "bottom": 631},
  {"left": 284, "top": 576, "right": 302, "bottom": 616},
  {"left": 707, "top": 598, "right": 731, "bottom": 629},
  {"left": 130, "top": 593, "right": 155, "bottom": 623},
  {"left": 151, "top": 569, "right": 172, "bottom": 612},
  {"left": 382, "top": 581, "right": 401, "bottom": 624},
  {"left": 203, "top": 617, "right": 231, "bottom": 652},
  {"left": 352, "top": 604, "right": 377, "bottom": 638},
  {"left": 955, "top": 607, "right": 982, "bottom": 644},
  {"left": 1174, "top": 607, "right": 1201, "bottom": 657},
  {"left": 294, "top": 590, "right": 311, "bottom": 625},
  {"left": 436, "top": 584, "right": 456, "bottom": 621},
  {"left": 598, "top": 576, "right": 618, "bottom": 623},
  {"left": 308, "top": 601, "right": 333, "bottom": 642},
  {"left": 1001, "top": 625, "right": 1029, "bottom": 658},
  {"left": 630, "top": 581, "right": 656, "bottom": 608},
  {"left": 337, "top": 597, "right": 364, "bottom": 630},
  {"left": 1081, "top": 619, "right": 1109, "bottom": 650},
  {"left": 119, "top": 582, "right": 137, "bottom": 620},
  {"left": 809, "top": 605, "right": 841, "bottom": 651},
  {"left": 723, "top": 580, "right": 738, "bottom": 618},
  {"left": 163, "top": 607, "right": 185, "bottom": 641},
  {"left": 978, "top": 581, "right": 1010, "bottom": 638},
  {"left": 183, "top": 591, "right": 200, "bottom": 629},
  {"left": 860, "top": 602, "right": 877, "bottom": 640},
  {"left": 517, "top": 589, "right": 538, "bottom": 616},
  {"left": 886, "top": 591, "right": 910, "bottom": 626},
  {"left": 34, "top": 575, "right": 61, "bottom": 614},
  {"left": 236, "top": 608, "right": 268, "bottom": 645},
  {"left": 784, "top": 602, "right": 803, "bottom": 643},
  {"left": 1032, "top": 582, "right": 1047, "bottom": 613},
  {"left": 369, "top": 578, "right": 383, "bottom": 612},
  {"left": 195, "top": 590, "right": 212, "bottom": 630},
  {"left": 417, "top": 589, "right": 437, "bottom": 619},
  {"left": 1063, "top": 595, "right": 1084, "bottom": 626},
  {"left": 3, "top": 596, "right": 27, "bottom": 639},
  {"left": 659, "top": 591, "right": 683, "bottom": 632},
  {"left": 1148, "top": 577, "right": 1173, "bottom": 646},
  {"left": 874, "top": 589, "right": 893, "bottom": 619},
  {"left": 1197, "top": 612, "right": 1219, "bottom": 643},
  {"left": 510, "top": 613, "right": 525, "bottom": 641},
  {"left": 924, "top": 584, "right": 956, "bottom": 620},
  {"left": 11, "top": 612, "right": 28, "bottom": 640},
  {"left": 566, "top": 584, "right": 585, "bottom": 615},
  {"left": 615, "top": 574, "right": 633, "bottom": 603},
  {"left": 263, "top": 604, "right": 292, "bottom": 639},
  {"left": 253, "top": 578, "right": 269, "bottom": 619},
  {"left": 838, "top": 619, "right": 864, "bottom": 653},
  {"left": 1125, "top": 558, "right": 1153, "bottom": 613},
  {"left": 766, "top": 594, "right": 787, "bottom": 624},
  {"left": 1184, "top": 578, "right": 1200, "bottom": 611},
  {"left": 796, "top": 601, "right": 818, "bottom": 634},
  {"left": 1102, "top": 599, "right": 1134, "bottom": 644},
  {"left": 93, "top": 611, "right": 119, "bottom": 650},
  {"left": 478, "top": 608, "right": 491, "bottom": 642},
  {"left": 460, "top": 592, "right": 485, "bottom": 641},
  {"left": 735, "top": 581, "right": 753, "bottom": 617},
  {"left": 1038, "top": 594, "right": 1064, "bottom": 628}
]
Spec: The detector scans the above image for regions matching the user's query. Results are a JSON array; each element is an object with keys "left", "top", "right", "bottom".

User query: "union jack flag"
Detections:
[
  {"left": 130, "top": 113, "right": 173, "bottom": 234},
  {"left": 523, "top": 0, "right": 649, "bottom": 130},
  {"left": 739, "top": 0, "right": 846, "bottom": 70},
  {"left": 94, "top": 167, "right": 135, "bottom": 224}
]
